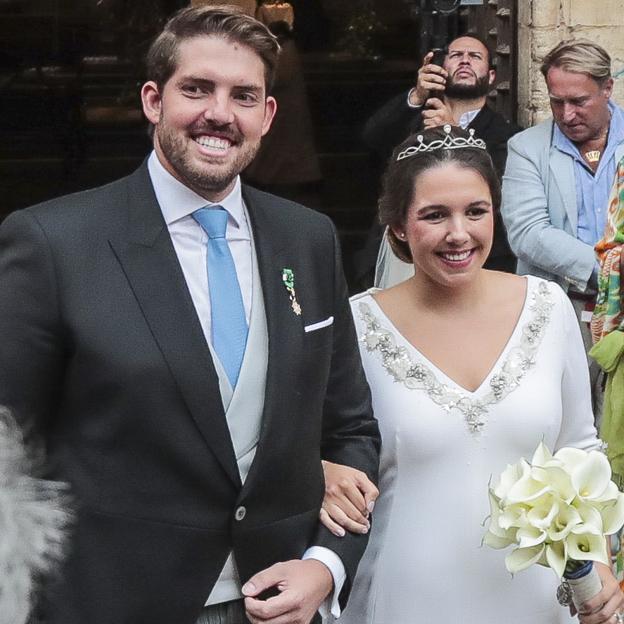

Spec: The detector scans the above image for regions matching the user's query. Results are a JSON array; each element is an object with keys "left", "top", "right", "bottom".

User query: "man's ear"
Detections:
[
  {"left": 141, "top": 81, "right": 162, "bottom": 125},
  {"left": 603, "top": 77, "right": 614, "bottom": 100},
  {"left": 488, "top": 69, "right": 496, "bottom": 87},
  {"left": 261, "top": 96, "right": 277, "bottom": 137}
]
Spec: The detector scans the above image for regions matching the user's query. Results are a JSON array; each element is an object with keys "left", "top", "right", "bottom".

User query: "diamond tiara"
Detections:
[{"left": 396, "top": 124, "right": 487, "bottom": 161}]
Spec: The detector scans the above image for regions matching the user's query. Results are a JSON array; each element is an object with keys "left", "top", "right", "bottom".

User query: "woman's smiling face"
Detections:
[{"left": 394, "top": 162, "right": 494, "bottom": 289}]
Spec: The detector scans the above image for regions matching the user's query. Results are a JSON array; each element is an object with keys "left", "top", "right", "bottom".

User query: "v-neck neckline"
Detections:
[{"left": 366, "top": 276, "right": 532, "bottom": 396}]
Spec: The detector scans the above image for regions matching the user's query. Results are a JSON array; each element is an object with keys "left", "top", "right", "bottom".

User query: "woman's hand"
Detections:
[
  {"left": 577, "top": 562, "right": 624, "bottom": 624},
  {"left": 319, "top": 460, "right": 379, "bottom": 537}
]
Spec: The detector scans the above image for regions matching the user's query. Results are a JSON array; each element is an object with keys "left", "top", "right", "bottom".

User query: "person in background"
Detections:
[
  {"left": 355, "top": 33, "right": 521, "bottom": 289},
  {"left": 256, "top": 0, "right": 294, "bottom": 29},
  {"left": 243, "top": 19, "right": 322, "bottom": 206},
  {"left": 0, "top": 7, "right": 379, "bottom": 624},
  {"left": 501, "top": 39, "right": 624, "bottom": 423},
  {"left": 589, "top": 157, "right": 624, "bottom": 488}
]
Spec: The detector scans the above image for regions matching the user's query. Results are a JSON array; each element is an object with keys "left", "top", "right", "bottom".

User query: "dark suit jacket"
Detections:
[
  {"left": 0, "top": 163, "right": 380, "bottom": 624},
  {"left": 354, "top": 93, "right": 522, "bottom": 285}
]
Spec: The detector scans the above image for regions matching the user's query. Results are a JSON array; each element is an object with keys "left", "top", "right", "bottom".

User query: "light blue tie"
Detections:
[{"left": 193, "top": 207, "right": 248, "bottom": 388}]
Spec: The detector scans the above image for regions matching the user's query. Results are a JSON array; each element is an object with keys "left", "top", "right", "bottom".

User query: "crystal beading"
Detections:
[
  {"left": 357, "top": 280, "right": 554, "bottom": 434},
  {"left": 396, "top": 124, "right": 486, "bottom": 161}
]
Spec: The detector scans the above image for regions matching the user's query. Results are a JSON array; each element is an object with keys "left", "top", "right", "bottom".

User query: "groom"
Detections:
[{"left": 0, "top": 7, "right": 379, "bottom": 624}]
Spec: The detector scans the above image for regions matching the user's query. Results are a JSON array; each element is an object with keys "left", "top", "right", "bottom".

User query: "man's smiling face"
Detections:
[{"left": 141, "top": 35, "right": 276, "bottom": 201}]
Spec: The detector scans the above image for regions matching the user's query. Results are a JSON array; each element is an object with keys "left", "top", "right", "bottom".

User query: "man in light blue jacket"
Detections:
[{"left": 502, "top": 39, "right": 624, "bottom": 419}]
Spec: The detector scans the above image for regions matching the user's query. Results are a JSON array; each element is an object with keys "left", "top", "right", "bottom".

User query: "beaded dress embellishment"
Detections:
[{"left": 358, "top": 281, "right": 554, "bottom": 433}]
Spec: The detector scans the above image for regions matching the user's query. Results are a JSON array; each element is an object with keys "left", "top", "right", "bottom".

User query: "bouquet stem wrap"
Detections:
[{"left": 565, "top": 561, "right": 602, "bottom": 610}]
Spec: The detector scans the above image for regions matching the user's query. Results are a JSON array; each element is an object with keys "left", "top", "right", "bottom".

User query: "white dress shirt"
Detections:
[{"left": 147, "top": 152, "right": 345, "bottom": 616}]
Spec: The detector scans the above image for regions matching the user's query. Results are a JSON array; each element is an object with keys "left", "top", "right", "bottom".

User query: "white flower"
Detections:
[
  {"left": 545, "top": 541, "right": 567, "bottom": 579},
  {"left": 516, "top": 525, "right": 547, "bottom": 548},
  {"left": 526, "top": 493, "right": 559, "bottom": 530},
  {"left": 505, "top": 465, "right": 552, "bottom": 504},
  {"left": 566, "top": 532, "right": 609, "bottom": 566},
  {"left": 485, "top": 441, "right": 624, "bottom": 581},
  {"left": 600, "top": 493, "right": 624, "bottom": 535},
  {"left": 531, "top": 441, "right": 554, "bottom": 467},
  {"left": 505, "top": 544, "right": 545, "bottom": 573},
  {"left": 494, "top": 460, "right": 527, "bottom": 500},
  {"left": 571, "top": 451, "right": 614, "bottom": 502},
  {"left": 546, "top": 502, "right": 582, "bottom": 542}
]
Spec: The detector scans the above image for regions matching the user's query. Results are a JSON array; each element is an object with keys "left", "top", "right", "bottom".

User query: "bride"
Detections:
[{"left": 321, "top": 125, "right": 624, "bottom": 624}]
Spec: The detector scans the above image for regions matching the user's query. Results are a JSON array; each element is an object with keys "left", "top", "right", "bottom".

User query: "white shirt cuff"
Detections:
[
  {"left": 302, "top": 546, "right": 346, "bottom": 618},
  {"left": 406, "top": 88, "right": 423, "bottom": 109}
]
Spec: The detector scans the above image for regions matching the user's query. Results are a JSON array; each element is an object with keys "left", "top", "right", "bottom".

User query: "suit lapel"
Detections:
[
  {"left": 549, "top": 144, "right": 578, "bottom": 231},
  {"left": 108, "top": 165, "right": 241, "bottom": 489},
  {"left": 241, "top": 187, "right": 305, "bottom": 488},
  {"left": 468, "top": 104, "right": 492, "bottom": 135}
]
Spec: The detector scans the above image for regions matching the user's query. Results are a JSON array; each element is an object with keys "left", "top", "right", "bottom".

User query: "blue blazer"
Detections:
[{"left": 501, "top": 114, "right": 624, "bottom": 291}]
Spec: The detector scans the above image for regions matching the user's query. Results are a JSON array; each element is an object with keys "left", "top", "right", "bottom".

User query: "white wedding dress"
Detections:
[{"left": 339, "top": 276, "right": 598, "bottom": 624}]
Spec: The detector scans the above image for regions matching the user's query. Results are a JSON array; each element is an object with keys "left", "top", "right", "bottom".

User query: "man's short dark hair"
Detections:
[{"left": 146, "top": 5, "right": 280, "bottom": 92}]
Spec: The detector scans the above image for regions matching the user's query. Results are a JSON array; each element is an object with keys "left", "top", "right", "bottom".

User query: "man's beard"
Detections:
[
  {"left": 155, "top": 118, "right": 260, "bottom": 199},
  {"left": 445, "top": 72, "right": 491, "bottom": 99}
]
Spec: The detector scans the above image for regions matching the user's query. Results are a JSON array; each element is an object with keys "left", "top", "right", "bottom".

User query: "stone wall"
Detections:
[{"left": 518, "top": 0, "right": 624, "bottom": 127}]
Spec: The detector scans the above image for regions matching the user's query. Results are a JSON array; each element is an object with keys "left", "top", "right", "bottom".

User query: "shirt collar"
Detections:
[
  {"left": 458, "top": 108, "right": 481, "bottom": 130},
  {"left": 147, "top": 151, "right": 245, "bottom": 228}
]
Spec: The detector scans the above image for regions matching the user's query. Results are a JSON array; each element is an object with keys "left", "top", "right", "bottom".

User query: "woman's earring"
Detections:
[{"left": 398, "top": 232, "right": 406, "bottom": 240}]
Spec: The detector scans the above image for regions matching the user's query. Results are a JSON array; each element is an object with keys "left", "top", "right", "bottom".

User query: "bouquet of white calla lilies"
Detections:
[{"left": 484, "top": 441, "right": 624, "bottom": 584}]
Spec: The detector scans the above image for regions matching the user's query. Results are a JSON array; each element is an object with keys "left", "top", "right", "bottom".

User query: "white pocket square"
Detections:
[{"left": 304, "top": 316, "right": 334, "bottom": 333}]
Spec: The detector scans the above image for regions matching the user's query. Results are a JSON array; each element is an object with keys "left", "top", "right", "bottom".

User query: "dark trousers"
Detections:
[{"left": 196, "top": 600, "right": 249, "bottom": 624}]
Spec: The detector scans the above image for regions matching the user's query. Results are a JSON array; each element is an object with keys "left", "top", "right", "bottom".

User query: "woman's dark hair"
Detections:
[{"left": 379, "top": 125, "right": 501, "bottom": 263}]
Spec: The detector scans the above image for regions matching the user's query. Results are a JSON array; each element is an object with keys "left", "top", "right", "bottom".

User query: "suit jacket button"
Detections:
[{"left": 235, "top": 506, "right": 247, "bottom": 521}]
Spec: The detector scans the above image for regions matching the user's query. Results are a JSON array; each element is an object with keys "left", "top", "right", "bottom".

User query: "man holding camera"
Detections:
[{"left": 358, "top": 34, "right": 521, "bottom": 281}]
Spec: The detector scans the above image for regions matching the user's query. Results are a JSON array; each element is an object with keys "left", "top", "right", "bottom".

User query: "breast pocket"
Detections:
[{"left": 303, "top": 315, "right": 334, "bottom": 351}]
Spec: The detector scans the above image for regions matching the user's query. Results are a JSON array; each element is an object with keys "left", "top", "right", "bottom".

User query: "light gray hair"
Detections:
[{"left": 540, "top": 38, "right": 612, "bottom": 84}]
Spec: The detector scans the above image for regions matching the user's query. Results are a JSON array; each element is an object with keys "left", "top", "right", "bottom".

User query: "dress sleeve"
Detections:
[{"left": 553, "top": 285, "right": 600, "bottom": 452}]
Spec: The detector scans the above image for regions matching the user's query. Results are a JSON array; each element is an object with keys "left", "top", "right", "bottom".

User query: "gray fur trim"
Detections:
[{"left": 0, "top": 409, "right": 71, "bottom": 624}]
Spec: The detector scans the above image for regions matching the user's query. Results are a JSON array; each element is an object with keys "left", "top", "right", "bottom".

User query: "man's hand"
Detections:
[
  {"left": 243, "top": 559, "right": 333, "bottom": 624},
  {"left": 421, "top": 97, "right": 455, "bottom": 128},
  {"left": 409, "top": 51, "right": 448, "bottom": 107}
]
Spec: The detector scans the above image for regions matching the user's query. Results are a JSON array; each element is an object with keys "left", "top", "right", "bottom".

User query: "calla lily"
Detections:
[
  {"left": 531, "top": 441, "right": 554, "bottom": 467},
  {"left": 545, "top": 540, "right": 567, "bottom": 579},
  {"left": 499, "top": 503, "right": 529, "bottom": 530},
  {"left": 532, "top": 465, "right": 575, "bottom": 503},
  {"left": 506, "top": 469, "right": 552, "bottom": 504},
  {"left": 566, "top": 532, "right": 609, "bottom": 565},
  {"left": 505, "top": 544, "right": 545, "bottom": 573},
  {"left": 554, "top": 447, "right": 588, "bottom": 472},
  {"left": 572, "top": 502, "right": 604, "bottom": 535},
  {"left": 594, "top": 480, "right": 620, "bottom": 504},
  {"left": 599, "top": 493, "right": 624, "bottom": 535},
  {"left": 527, "top": 494, "right": 559, "bottom": 529},
  {"left": 494, "top": 460, "right": 528, "bottom": 500},
  {"left": 483, "top": 528, "right": 517, "bottom": 549},
  {"left": 572, "top": 451, "right": 612, "bottom": 501},
  {"left": 516, "top": 526, "right": 547, "bottom": 548},
  {"left": 485, "top": 442, "right": 621, "bottom": 582},
  {"left": 546, "top": 503, "right": 582, "bottom": 541}
]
